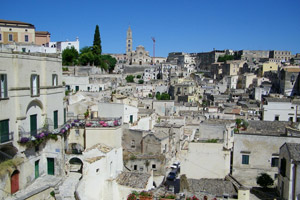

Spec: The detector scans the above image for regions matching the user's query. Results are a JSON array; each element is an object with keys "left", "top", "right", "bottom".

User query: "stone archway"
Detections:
[{"left": 69, "top": 157, "right": 83, "bottom": 174}]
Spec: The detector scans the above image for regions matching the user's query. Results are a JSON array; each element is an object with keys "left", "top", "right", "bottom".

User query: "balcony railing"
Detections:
[
  {"left": 0, "top": 132, "right": 14, "bottom": 144},
  {"left": 19, "top": 127, "right": 49, "bottom": 139}
]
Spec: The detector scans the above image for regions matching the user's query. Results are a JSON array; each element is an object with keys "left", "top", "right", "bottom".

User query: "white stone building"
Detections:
[
  {"left": 0, "top": 49, "right": 65, "bottom": 198},
  {"left": 98, "top": 102, "right": 138, "bottom": 124}
]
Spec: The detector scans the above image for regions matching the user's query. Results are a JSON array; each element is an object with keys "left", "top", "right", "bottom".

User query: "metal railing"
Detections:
[{"left": 0, "top": 132, "right": 14, "bottom": 144}]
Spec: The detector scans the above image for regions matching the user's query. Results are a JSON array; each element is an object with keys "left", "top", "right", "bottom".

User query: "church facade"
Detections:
[{"left": 126, "top": 26, "right": 152, "bottom": 65}]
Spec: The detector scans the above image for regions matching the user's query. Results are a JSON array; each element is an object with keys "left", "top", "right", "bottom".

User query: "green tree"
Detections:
[
  {"left": 126, "top": 75, "right": 134, "bottom": 83},
  {"left": 101, "top": 55, "right": 117, "bottom": 73},
  {"left": 218, "top": 55, "right": 234, "bottom": 62},
  {"left": 256, "top": 173, "right": 274, "bottom": 188},
  {"left": 79, "top": 51, "right": 94, "bottom": 66},
  {"left": 62, "top": 46, "right": 79, "bottom": 66},
  {"left": 160, "top": 93, "right": 170, "bottom": 100},
  {"left": 138, "top": 79, "right": 144, "bottom": 84},
  {"left": 136, "top": 75, "right": 141, "bottom": 79},
  {"left": 93, "top": 25, "right": 101, "bottom": 55}
]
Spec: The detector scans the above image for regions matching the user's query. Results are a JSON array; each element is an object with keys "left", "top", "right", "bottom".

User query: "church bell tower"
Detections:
[{"left": 126, "top": 26, "right": 132, "bottom": 55}]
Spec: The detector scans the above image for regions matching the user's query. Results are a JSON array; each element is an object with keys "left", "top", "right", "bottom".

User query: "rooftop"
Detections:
[
  {"left": 239, "top": 121, "right": 290, "bottom": 136},
  {"left": 187, "top": 178, "right": 237, "bottom": 197},
  {"left": 202, "top": 119, "right": 235, "bottom": 125},
  {"left": 116, "top": 172, "right": 150, "bottom": 189},
  {"left": 154, "top": 122, "right": 183, "bottom": 128},
  {"left": 265, "top": 97, "right": 291, "bottom": 103},
  {"left": 0, "top": 19, "right": 35, "bottom": 28},
  {"left": 285, "top": 143, "right": 300, "bottom": 162}
]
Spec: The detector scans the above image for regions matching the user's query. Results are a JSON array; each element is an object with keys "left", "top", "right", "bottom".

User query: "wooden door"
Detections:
[
  {"left": 35, "top": 160, "right": 39, "bottom": 179},
  {"left": 47, "top": 158, "right": 54, "bottom": 175},
  {"left": 30, "top": 114, "right": 37, "bottom": 136},
  {"left": 11, "top": 170, "right": 19, "bottom": 194},
  {"left": 0, "top": 119, "right": 9, "bottom": 143},
  {"left": 53, "top": 111, "right": 58, "bottom": 129}
]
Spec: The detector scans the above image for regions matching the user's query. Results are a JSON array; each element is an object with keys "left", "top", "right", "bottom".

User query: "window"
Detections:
[
  {"left": 52, "top": 74, "right": 58, "bottom": 86},
  {"left": 53, "top": 110, "right": 58, "bottom": 129},
  {"left": 31, "top": 74, "right": 40, "bottom": 96},
  {"left": 271, "top": 157, "right": 279, "bottom": 167},
  {"left": 0, "top": 33, "right": 2, "bottom": 41},
  {"left": 128, "top": 40, "right": 130, "bottom": 43},
  {"left": 152, "top": 164, "right": 156, "bottom": 169},
  {"left": 133, "top": 165, "right": 137, "bottom": 170},
  {"left": 275, "top": 115, "right": 279, "bottom": 121},
  {"left": 242, "top": 155, "right": 249, "bottom": 165},
  {"left": 128, "top": 44, "right": 131, "bottom": 47},
  {"left": 0, "top": 119, "right": 9, "bottom": 143},
  {"left": 131, "top": 140, "right": 135, "bottom": 149},
  {"left": 0, "top": 74, "right": 8, "bottom": 99},
  {"left": 8, "top": 34, "right": 13, "bottom": 42},
  {"left": 24, "top": 35, "right": 29, "bottom": 42}
]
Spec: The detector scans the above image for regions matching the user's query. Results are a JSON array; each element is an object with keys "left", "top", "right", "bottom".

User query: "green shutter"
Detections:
[
  {"left": 30, "top": 115, "right": 37, "bottom": 136},
  {"left": 47, "top": 158, "right": 54, "bottom": 175},
  {"left": 35, "top": 160, "right": 39, "bottom": 179},
  {"left": 0, "top": 120, "right": 9, "bottom": 143},
  {"left": 54, "top": 111, "right": 58, "bottom": 129}
]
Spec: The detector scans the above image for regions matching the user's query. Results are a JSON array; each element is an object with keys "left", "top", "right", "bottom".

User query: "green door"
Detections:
[
  {"left": 47, "top": 158, "right": 54, "bottom": 175},
  {"left": 75, "top": 86, "right": 79, "bottom": 92},
  {"left": 30, "top": 115, "right": 37, "bottom": 136},
  {"left": 0, "top": 120, "right": 9, "bottom": 143},
  {"left": 53, "top": 111, "right": 58, "bottom": 129},
  {"left": 130, "top": 115, "right": 133, "bottom": 123},
  {"left": 35, "top": 160, "right": 39, "bottom": 179}
]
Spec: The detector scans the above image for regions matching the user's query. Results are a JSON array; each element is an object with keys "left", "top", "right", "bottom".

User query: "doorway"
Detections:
[{"left": 11, "top": 170, "right": 19, "bottom": 194}]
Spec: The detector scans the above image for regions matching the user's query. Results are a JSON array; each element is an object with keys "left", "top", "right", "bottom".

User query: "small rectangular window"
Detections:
[
  {"left": 31, "top": 74, "right": 40, "bottom": 96},
  {"left": 0, "top": 33, "right": 2, "bottom": 41},
  {"left": 134, "top": 165, "right": 137, "bottom": 170},
  {"left": 0, "top": 74, "right": 8, "bottom": 99},
  {"left": 25, "top": 35, "right": 29, "bottom": 42},
  {"left": 242, "top": 155, "right": 249, "bottom": 165},
  {"left": 152, "top": 164, "right": 156, "bottom": 169},
  {"left": 52, "top": 74, "right": 58, "bottom": 86},
  {"left": 8, "top": 34, "right": 13, "bottom": 41},
  {"left": 271, "top": 157, "right": 279, "bottom": 167}
]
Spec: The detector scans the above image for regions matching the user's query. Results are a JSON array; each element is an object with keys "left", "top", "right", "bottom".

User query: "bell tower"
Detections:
[{"left": 126, "top": 26, "right": 132, "bottom": 54}]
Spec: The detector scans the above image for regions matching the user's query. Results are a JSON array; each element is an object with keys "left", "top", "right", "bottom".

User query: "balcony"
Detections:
[{"left": 0, "top": 132, "right": 14, "bottom": 145}]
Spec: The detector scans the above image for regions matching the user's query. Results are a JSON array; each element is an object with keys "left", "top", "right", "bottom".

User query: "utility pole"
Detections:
[{"left": 151, "top": 37, "right": 155, "bottom": 65}]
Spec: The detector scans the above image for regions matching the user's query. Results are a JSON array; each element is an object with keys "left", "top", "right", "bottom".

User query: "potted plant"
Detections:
[
  {"left": 160, "top": 194, "right": 176, "bottom": 200},
  {"left": 139, "top": 191, "right": 153, "bottom": 200},
  {"left": 127, "top": 193, "right": 137, "bottom": 200}
]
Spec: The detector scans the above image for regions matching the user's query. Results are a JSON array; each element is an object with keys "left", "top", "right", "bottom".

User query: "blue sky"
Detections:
[{"left": 2, "top": 0, "right": 300, "bottom": 57}]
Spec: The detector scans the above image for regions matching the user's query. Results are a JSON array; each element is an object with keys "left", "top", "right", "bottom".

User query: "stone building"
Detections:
[
  {"left": 232, "top": 121, "right": 300, "bottom": 187},
  {"left": 0, "top": 49, "right": 66, "bottom": 198},
  {"left": 0, "top": 19, "right": 36, "bottom": 44}
]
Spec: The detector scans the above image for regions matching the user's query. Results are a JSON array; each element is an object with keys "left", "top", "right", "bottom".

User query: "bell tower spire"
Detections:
[{"left": 126, "top": 26, "right": 132, "bottom": 54}]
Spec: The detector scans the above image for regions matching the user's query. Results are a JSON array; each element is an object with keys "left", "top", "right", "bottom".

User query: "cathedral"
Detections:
[{"left": 126, "top": 26, "right": 152, "bottom": 65}]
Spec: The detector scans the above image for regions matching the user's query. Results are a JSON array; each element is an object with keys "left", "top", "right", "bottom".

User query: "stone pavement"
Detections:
[
  {"left": 6, "top": 175, "right": 62, "bottom": 200},
  {"left": 58, "top": 172, "right": 82, "bottom": 200}
]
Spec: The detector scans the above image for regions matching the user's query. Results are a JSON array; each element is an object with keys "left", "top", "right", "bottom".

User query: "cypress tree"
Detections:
[{"left": 93, "top": 25, "right": 101, "bottom": 55}]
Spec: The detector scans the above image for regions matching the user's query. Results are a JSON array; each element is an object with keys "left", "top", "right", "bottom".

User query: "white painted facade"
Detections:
[
  {"left": 49, "top": 37, "right": 80, "bottom": 53},
  {"left": 98, "top": 103, "right": 138, "bottom": 124},
  {"left": 262, "top": 99, "right": 300, "bottom": 122},
  {"left": 63, "top": 76, "right": 106, "bottom": 92},
  {"left": 180, "top": 142, "right": 231, "bottom": 179},
  {"left": 0, "top": 50, "right": 65, "bottom": 147}
]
